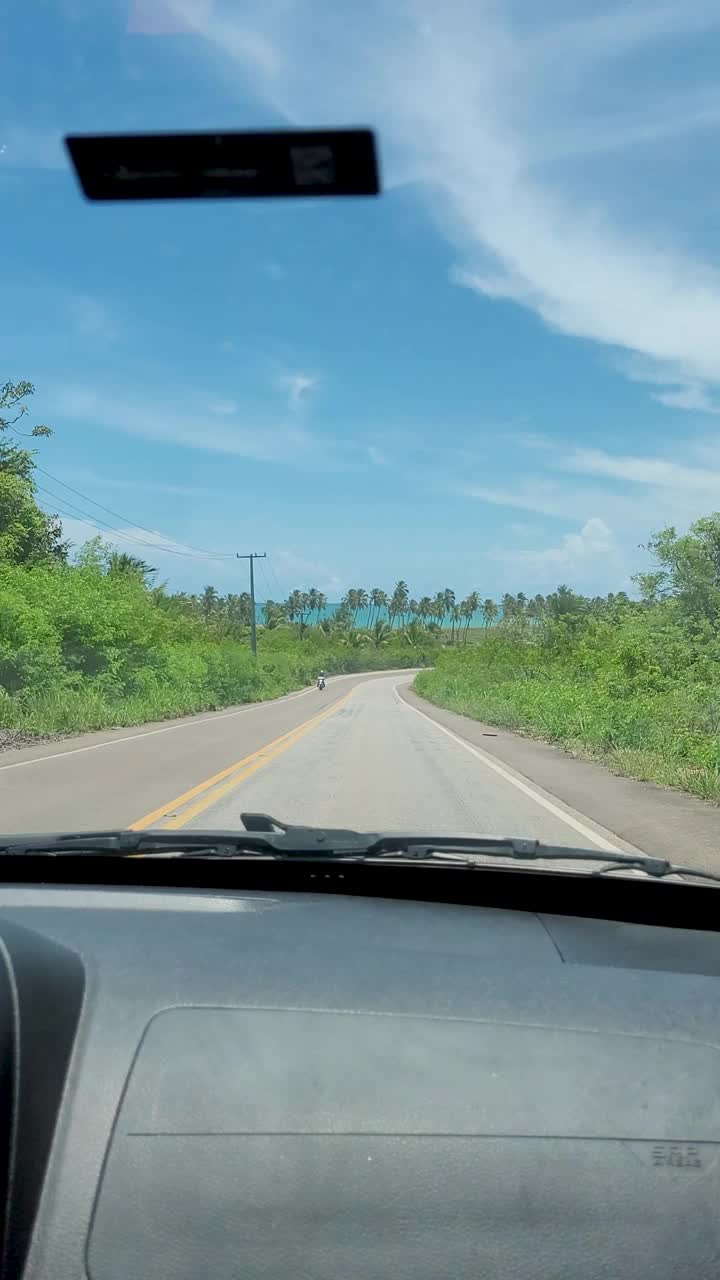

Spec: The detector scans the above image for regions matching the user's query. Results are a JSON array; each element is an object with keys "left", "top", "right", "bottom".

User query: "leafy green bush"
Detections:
[
  {"left": 0, "top": 560, "right": 434, "bottom": 735},
  {"left": 414, "top": 618, "right": 720, "bottom": 803}
]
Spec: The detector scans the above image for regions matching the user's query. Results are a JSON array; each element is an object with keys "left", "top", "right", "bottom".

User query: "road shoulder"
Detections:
[{"left": 400, "top": 683, "right": 720, "bottom": 871}]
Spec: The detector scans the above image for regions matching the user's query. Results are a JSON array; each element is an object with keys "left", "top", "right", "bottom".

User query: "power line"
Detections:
[
  {"left": 266, "top": 555, "right": 288, "bottom": 601},
  {"left": 34, "top": 484, "right": 224, "bottom": 561},
  {"left": 32, "top": 464, "right": 234, "bottom": 558}
]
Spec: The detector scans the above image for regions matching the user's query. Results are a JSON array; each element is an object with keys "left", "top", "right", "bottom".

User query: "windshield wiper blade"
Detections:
[
  {"left": 0, "top": 831, "right": 275, "bottom": 858},
  {"left": 0, "top": 822, "right": 374, "bottom": 859},
  {"left": 0, "top": 816, "right": 717, "bottom": 885}
]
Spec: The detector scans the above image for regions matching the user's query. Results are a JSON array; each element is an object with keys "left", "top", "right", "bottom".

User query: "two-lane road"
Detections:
[{"left": 0, "top": 672, "right": 633, "bottom": 854}]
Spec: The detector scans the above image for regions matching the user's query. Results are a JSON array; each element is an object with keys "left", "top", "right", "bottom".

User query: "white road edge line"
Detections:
[
  {"left": 0, "top": 669, "right": 419, "bottom": 774},
  {"left": 394, "top": 685, "right": 622, "bottom": 854},
  {"left": 0, "top": 675, "right": 347, "bottom": 773}
]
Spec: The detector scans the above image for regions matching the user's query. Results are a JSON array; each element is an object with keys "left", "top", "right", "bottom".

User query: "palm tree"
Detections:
[
  {"left": 340, "top": 628, "right": 370, "bottom": 649},
  {"left": 314, "top": 591, "right": 327, "bottom": 624},
  {"left": 298, "top": 591, "right": 312, "bottom": 636},
  {"left": 356, "top": 587, "right": 369, "bottom": 627},
  {"left": 370, "top": 619, "right": 392, "bottom": 648},
  {"left": 200, "top": 584, "right": 219, "bottom": 619},
  {"left": 344, "top": 588, "right": 362, "bottom": 625},
  {"left": 432, "top": 591, "right": 446, "bottom": 628},
  {"left": 458, "top": 597, "right": 473, "bottom": 642},
  {"left": 450, "top": 603, "right": 462, "bottom": 643},
  {"left": 443, "top": 588, "right": 456, "bottom": 621},
  {"left": 369, "top": 588, "right": 388, "bottom": 628},
  {"left": 418, "top": 596, "right": 433, "bottom": 627},
  {"left": 482, "top": 597, "right": 498, "bottom": 628},
  {"left": 501, "top": 592, "right": 518, "bottom": 619},
  {"left": 389, "top": 580, "right": 409, "bottom": 628},
  {"left": 402, "top": 618, "right": 426, "bottom": 648},
  {"left": 463, "top": 590, "right": 480, "bottom": 642},
  {"left": 307, "top": 587, "right": 320, "bottom": 623},
  {"left": 106, "top": 551, "right": 157, "bottom": 585}
]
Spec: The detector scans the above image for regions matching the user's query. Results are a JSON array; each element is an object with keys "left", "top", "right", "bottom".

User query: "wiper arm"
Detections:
[
  {"left": 0, "top": 820, "right": 375, "bottom": 859},
  {"left": 0, "top": 813, "right": 717, "bottom": 885}
]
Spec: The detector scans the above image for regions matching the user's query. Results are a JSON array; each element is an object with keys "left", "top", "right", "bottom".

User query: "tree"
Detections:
[
  {"left": 482, "top": 598, "right": 498, "bottom": 627},
  {"left": 200, "top": 585, "right": 219, "bottom": 618},
  {"left": 432, "top": 591, "right": 446, "bottom": 628},
  {"left": 369, "top": 588, "right": 388, "bottom": 627},
  {"left": 356, "top": 587, "right": 369, "bottom": 626},
  {"left": 370, "top": 619, "right": 392, "bottom": 648},
  {"left": 635, "top": 515, "right": 720, "bottom": 620},
  {"left": 389, "top": 580, "right": 409, "bottom": 628},
  {"left": 106, "top": 551, "right": 157, "bottom": 586},
  {"left": 545, "top": 584, "right": 586, "bottom": 622},
  {"left": 0, "top": 380, "right": 67, "bottom": 564},
  {"left": 462, "top": 591, "right": 480, "bottom": 642}
]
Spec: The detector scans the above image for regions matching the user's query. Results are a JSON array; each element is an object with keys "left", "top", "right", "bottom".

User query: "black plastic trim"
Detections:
[
  {"left": 0, "top": 921, "right": 85, "bottom": 1280},
  {"left": 0, "top": 857, "right": 718, "bottom": 932}
]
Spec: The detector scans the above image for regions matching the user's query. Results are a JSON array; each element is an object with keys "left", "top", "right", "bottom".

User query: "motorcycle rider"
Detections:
[{"left": 317, "top": 670, "right": 326, "bottom": 689}]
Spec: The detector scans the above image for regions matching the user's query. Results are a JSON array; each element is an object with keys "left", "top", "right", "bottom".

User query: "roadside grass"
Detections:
[
  {"left": 414, "top": 645, "right": 720, "bottom": 805},
  {"left": 0, "top": 643, "right": 428, "bottom": 738}
]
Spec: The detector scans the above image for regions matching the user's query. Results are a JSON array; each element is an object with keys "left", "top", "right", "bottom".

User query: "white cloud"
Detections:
[
  {"left": 487, "top": 518, "right": 620, "bottom": 586},
  {"left": 278, "top": 372, "right": 318, "bottom": 410},
  {"left": 653, "top": 386, "right": 720, "bottom": 414},
  {"left": 366, "top": 445, "right": 388, "bottom": 466},
  {"left": 56, "top": 468, "right": 217, "bottom": 499},
  {"left": 273, "top": 549, "right": 344, "bottom": 597},
  {"left": 53, "top": 384, "right": 317, "bottom": 465},
  {"left": 184, "top": 0, "right": 720, "bottom": 402},
  {"left": 563, "top": 447, "right": 720, "bottom": 495}
]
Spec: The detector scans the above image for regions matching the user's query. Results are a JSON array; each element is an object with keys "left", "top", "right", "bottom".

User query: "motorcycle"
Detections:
[{"left": 317, "top": 676, "right": 326, "bottom": 691}]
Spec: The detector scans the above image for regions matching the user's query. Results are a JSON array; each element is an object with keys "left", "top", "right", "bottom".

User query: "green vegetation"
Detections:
[
  {"left": 415, "top": 537, "right": 720, "bottom": 803},
  {"left": 7, "top": 374, "right": 720, "bottom": 811},
  {"left": 0, "top": 380, "right": 442, "bottom": 738}
]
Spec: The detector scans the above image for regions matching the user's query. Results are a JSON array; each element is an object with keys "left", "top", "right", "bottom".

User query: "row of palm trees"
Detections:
[
  {"left": 263, "top": 583, "right": 502, "bottom": 640},
  {"left": 149, "top": 578, "right": 634, "bottom": 641}
]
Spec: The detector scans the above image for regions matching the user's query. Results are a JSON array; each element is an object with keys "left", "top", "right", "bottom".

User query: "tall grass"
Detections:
[{"left": 414, "top": 623, "right": 720, "bottom": 803}]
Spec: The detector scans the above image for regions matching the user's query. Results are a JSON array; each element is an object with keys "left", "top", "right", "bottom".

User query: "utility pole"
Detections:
[{"left": 236, "top": 552, "right": 266, "bottom": 657}]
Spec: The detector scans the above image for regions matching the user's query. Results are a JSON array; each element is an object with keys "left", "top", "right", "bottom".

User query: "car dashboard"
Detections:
[{"left": 1, "top": 875, "right": 720, "bottom": 1280}]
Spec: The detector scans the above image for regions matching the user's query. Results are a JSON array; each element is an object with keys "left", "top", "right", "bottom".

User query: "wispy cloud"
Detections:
[
  {"left": 272, "top": 549, "right": 344, "bottom": 597},
  {"left": 278, "top": 372, "right": 318, "bottom": 411},
  {"left": 653, "top": 386, "right": 720, "bottom": 414},
  {"left": 53, "top": 384, "right": 316, "bottom": 465},
  {"left": 185, "top": 0, "right": 720, "bottom": 403},
  {"left": 488, "top": 517, "right": 617, "bottom": 575},
  {"left": 56, "top": 467, "right": 218, "bottom": 499},
  {"left": 563, "top": 446, "right": 720, "bottom": 495},
  {"left": 66, "top": 294, "right": 118, "bottom": 344},
  {"left": 366, "top": 445, "right": 388, "bottom": 466}
]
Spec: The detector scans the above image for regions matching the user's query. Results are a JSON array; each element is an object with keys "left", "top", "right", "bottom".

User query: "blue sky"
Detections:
[{"left": 5, "top": 0, "right": 720, "bottom": 601}]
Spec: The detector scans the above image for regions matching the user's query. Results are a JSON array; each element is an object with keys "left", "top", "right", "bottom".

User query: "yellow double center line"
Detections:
[{"left": 129, "top": 690, "right": 353, "bottom": 832}]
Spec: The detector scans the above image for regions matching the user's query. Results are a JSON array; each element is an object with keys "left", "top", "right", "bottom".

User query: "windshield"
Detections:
[{"left": 3, "top": 1, "right": 720, "bottom": 875}]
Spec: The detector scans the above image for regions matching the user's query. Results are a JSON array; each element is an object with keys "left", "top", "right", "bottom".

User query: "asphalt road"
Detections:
[
  {"left": 0, "top": 672, "right": 638, "bottom": 855},
  {"left": 3, "top": 671, "right": 720, "bottom": 869}
]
